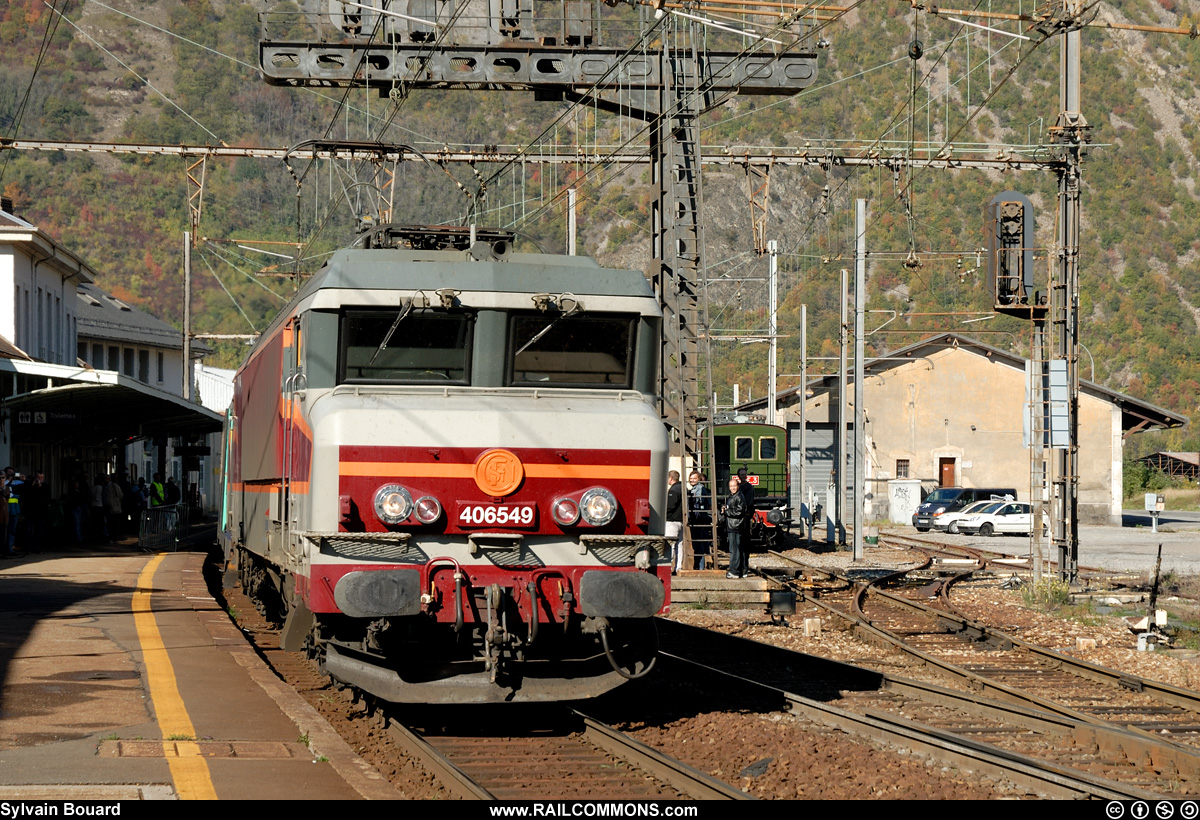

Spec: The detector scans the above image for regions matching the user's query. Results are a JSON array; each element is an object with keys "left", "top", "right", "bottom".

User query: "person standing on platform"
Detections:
[
  {"left": 103, "top": 474, "right": 124, "bottom": 539},
  {"left": 23, "top": 472, "right": 49, "bottom": 553},
  {"left": 68, "top": 476, "right": 88, "bottom": 544},
  {"left": 149, "top": 474, "right": 165, "bottom": 508},
  {"left": 665, "top": 470, "right": 683, "bottom": 574},
  {"left": 736, "top": 466, "right": 756, "bottom": 512},
  {"left": 5, "top": 471, "right": 23, "bottom": 556},
  {"left": 91, "top": 475, "right": 108, "bottom": 542},
  {"left": 686, "top": 471, "right": 711, "bottom": 569},
  {"left": 0, "top": 474, "right": 11, "bottom": 557},
  {"left": 722, "top": 476, "right": 749, "bottom": 579}
]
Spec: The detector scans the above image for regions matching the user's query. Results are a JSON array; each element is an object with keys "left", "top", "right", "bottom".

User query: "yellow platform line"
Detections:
[{"left": 133, "top": 553, "right": 219, "bottom": 800}]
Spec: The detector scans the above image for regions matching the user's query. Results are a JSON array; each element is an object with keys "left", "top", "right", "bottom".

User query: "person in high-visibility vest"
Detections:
[
  {"left": 5, "top": 469, "right": 22, "bottom": 555},
  {"left": 149, "top": 473, "right": 165, "bottom": 508}
]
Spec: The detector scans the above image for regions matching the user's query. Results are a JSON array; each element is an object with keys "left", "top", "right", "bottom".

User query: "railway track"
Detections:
[
  {"left": 879, "top": 530, "right": 1146, "bottom": 587},
  {"left": 655, "top": 619, "right": 1188, "bottom": 798},
  {"left": 224, "top": 577, "right": 749, "bottom": 800},
  {"left": 221, "top": 548, "right": 1199, "bottom": 799},
  {"left": 775, "top": 551, "right": 1200, "bottom": 743},
  {"left": 728, "top": 547, "right": 1200, "bottom": 791},
  {"left": 387, "top": 708, "right": 749, "bottom": 800}
]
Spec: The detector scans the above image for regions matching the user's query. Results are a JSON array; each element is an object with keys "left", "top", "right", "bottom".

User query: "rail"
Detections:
[
  {"left": 657, "top": 620, "right": 1168, "bottom": 799},
  {"left": 387, "top": 709, "right": 749, "bottom": 800},
  {"left": 138, "top": 503, "right": 189, "bottom": 551}
]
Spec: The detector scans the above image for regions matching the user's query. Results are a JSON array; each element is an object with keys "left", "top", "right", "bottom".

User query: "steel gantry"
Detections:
[{"left": 252, "top": 0, "right": 820, "bottom": 479}]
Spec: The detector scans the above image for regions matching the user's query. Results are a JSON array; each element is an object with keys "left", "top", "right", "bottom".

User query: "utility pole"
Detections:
[
  {"left": 767, "top": 240, "right": 778, "bottom": 426},
  {"left": 183, "top": 232, "right": 192, "bottom": 402},
  {"left": 567, "top": 188, "right": 577, "bottom": 256},
  {"left": 837, "top": 267, "right": 848, "bottom": 547},
  {"left": 1050, "top": 12, "right": 1088, "bottom": 584},
  {"left": 853, "top": 199, "right": 866, "bottom": 561},
  {"left": 799, "top": 303, "right": 808, "bottom": 540}
]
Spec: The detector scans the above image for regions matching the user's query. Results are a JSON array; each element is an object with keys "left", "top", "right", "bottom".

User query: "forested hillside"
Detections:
[{"left": 2, "top": 0, "right": 1200, "bottom": 454}]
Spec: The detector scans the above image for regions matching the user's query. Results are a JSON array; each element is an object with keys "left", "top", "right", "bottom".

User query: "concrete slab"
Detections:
[{"left": 0, "top": 539, "right": 400, "bottom": 800}]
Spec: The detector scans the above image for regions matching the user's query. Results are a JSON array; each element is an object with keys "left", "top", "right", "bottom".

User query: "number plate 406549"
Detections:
[{"left": 456, "top": 503, "right": 538, "bottom": 528}]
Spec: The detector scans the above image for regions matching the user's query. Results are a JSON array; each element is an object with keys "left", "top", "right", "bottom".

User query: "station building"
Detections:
[
  {"left": 737, "top": 333, "right": 1187, "bottom": 526},
  {"left": 0, "top": 203, "right": 223, "bottom": 513}
]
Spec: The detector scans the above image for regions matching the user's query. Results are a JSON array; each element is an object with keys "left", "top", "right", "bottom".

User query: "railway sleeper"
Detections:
[{"left": 1076, "top": 725, "right": 1200, "bottom": 779}]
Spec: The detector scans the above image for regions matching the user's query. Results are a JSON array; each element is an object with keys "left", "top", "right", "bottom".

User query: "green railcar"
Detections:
[{"left": 701, "top": 422, "right": 790, "bottom": 549}]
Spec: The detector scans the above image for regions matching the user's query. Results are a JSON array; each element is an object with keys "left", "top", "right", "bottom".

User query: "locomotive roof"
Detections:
[{"left": 298, "top": 249, "right": 654, "bottom": 300}]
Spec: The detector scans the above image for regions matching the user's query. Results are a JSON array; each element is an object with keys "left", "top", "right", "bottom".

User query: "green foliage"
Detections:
[
  {"left": 1020, "top": 577, "right": 1072, "bottom": 613},
  {"left": 1123, "top": 455, "right": 1186, "bottom": 500},
  {"left": 0, "top": 0, "right": 1198, "bottom": 423}
]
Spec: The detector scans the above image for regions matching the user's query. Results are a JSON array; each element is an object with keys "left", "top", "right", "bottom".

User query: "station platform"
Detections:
[{"left": 0, "top": 538, "right": 401, "bottom": 801}]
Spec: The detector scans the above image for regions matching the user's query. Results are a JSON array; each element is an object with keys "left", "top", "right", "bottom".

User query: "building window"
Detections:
[
  {"left": 92, "top": 344, "right": 104, "bottom": 369},
  {"left": 123, "top": 348, "right": 134, "bottom": 377},
  {"left": 138, "top": 350, "right": 150, "bottom": 382},
  {"left": 896, "top": 459, "right": 910, "bottom": 479},
  {"left": 157, "top": 352, "right": 164, "bottom": 383},
  {"left": 108, "top": 345, "right": 119, "bottom": 371}
]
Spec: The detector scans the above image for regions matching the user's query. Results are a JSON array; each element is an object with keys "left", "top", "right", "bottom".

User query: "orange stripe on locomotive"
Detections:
[{"left": 334, "top": 445, "right": 652, "bottom": 536}]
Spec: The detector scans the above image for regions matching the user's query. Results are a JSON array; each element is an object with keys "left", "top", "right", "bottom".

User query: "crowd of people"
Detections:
[
  {"left": 0, "top": 469, "right": 184, "bottom": 555},
  {"left": 664, "top": 467, "right": 756, "bottom": 578}
]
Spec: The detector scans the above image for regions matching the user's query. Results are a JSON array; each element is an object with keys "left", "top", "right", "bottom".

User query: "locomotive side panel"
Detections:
[{"left": 234, "top": 327, "right": 285, "bottom": 484}]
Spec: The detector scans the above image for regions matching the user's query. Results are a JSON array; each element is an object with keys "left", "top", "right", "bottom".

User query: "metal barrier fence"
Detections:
[{"left": 138, "top": 503, "right": 190, "bottom": 551}]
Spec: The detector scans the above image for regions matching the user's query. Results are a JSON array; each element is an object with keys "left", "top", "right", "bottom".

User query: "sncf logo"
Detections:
[{"left": 474, "top": 449, "right": 525, "bottom": 497}]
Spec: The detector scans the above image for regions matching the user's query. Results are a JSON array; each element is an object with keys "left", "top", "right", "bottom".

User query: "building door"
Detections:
[{"left": 939, "top": 458, "right": 956, "bottom": 487}]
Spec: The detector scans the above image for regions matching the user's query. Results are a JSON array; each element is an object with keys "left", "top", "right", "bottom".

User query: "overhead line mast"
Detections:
[{"left": 249, "top": 0, "right": 823, "bottom": 489}]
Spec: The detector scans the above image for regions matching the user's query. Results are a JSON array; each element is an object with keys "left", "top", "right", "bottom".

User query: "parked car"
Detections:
[
  {"left": 958, "top": 502, "right": 1048, "bottom": 536},
  {"left": 931, "top": 500, "right": 997, "bottom": 534},
  {"left": 912, "top": 487, "right": 1017, "bottom": 531}
]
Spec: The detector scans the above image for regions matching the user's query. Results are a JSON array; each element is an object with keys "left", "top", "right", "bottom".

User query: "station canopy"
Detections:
[{"left": 0, "top": 360, "right": 223, "bottom": 445}]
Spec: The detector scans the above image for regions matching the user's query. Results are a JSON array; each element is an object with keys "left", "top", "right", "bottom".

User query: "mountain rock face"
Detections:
[{"left": 2, "top": 0, "right": 1200, "bottom": 449}]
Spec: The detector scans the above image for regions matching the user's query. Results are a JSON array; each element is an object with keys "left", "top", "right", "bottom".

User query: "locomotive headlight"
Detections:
[
  {"left": 551, "top": 497, "right": 581, "bottom": 526},
  {"left": 375, "top": 485, "right": 413, "bottom": 524},
  {"left": 579, "top": 488, "right": 618, "bottom": 527},
  {"left": 414, "top": 495, "right": 442, "bottom": 524}
]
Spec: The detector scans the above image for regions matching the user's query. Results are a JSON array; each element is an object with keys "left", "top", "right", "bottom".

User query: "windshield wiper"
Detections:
[
  {"left": 368, "top": 298, "right": 414, "bottom": 365},
  {"left": 515, "top": 297, "right": 584, "bottom": 357}
]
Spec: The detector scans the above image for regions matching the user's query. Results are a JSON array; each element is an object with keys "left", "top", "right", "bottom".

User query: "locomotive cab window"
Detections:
[
  {"left": 735, "top": 437, "right": 753, "bottom": 461},
  {"left": 508, "top": 313, "right": 635, "bottom": 388},
  {"left": 759, "top": 437, "right": 778, "bottom": 460},
  {"left": 340, "top": 309, "right": 472, "bottom": 384}
]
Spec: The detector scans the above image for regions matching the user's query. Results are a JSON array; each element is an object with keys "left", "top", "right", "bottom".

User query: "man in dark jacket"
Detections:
[
  {"left": 665, "top": 470, "right": 683, "bottom": 573},
  {"left": 736, "top": 467, "right": 756, "bottom": 512},
  {"left": 722, "top": 477, "right": 749, "bottom": 579}
]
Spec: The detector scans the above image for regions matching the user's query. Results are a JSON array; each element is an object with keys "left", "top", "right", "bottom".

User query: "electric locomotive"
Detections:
[{"left": 220, "top": 226, "right": 670, "bottom": 704}]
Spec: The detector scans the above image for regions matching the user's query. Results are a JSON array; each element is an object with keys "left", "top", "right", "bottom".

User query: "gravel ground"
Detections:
[
  {"left": 619, "top": 706, "right": 1028, "bottom": 799},
  {"left": 672, "top": 539, "right": 1200, "bottom": 718},
  {"left": 224, "top": 536, "right": 1200, "bottom": 800},
  {"left": 226, "top": 577, "right": 1031, "bottom": 799}
]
